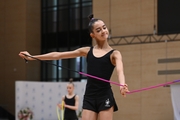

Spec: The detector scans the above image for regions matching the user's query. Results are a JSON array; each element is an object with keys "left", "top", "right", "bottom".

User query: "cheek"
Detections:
[
  {"left": 68, "top": 88, "right": 72, "bottom": 91},
  {"left": 93, "top": 33, "right": 101, "bottom": 38}
]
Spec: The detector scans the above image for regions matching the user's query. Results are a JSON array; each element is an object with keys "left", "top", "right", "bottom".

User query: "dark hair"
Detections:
[
  {"left": 69, "top": 78, "right": 74, "bottom": 86},
  {"left": 88, "top": 14, "right": 100, "bottom": 33}
]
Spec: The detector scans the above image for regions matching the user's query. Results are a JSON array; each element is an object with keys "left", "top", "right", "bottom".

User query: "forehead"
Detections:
[
  {"left": 67, "top": 83, "right": 73, "bottom": 87},
  {"left": 93, "top": 20, "right": 105, "bottom": 29}
]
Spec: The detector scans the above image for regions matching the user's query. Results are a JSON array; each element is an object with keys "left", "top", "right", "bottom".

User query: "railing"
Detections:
[{"left": 108, "top": 33, "right": 180, "bottom": 46}]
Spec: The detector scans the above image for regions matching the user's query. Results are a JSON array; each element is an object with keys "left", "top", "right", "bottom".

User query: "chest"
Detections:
[
  {"left": 92, "top": 49, "right": 112, "bottom": 58},
  {"left": 65, "top": 97, "right": 75, "bottom": 105}
]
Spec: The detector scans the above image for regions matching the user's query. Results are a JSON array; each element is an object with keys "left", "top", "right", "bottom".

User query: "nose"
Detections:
[{"left": 101, "top": 29, "right": 105, "bottom": 33}]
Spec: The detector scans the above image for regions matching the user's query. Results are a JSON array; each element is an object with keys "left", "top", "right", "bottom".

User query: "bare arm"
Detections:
[
  {"left": 19, "top": 47, "right": 90, "bottom": 61},
  {"left": 58, "top": 96, "right": 65, "bottom": 109},
  {"left": 64, "top": 95, "right": 79, "bottom": 110},
  {"left": 113, "top": 50, "right": 125, "bottom": 85},
  {"left": 112, "top": 50, "right": 129, "bottom": 96}
]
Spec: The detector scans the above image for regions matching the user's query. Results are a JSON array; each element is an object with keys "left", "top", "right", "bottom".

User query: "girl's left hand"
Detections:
[{"left": 120, "top": 84, "right": 129, "bottom": 97}]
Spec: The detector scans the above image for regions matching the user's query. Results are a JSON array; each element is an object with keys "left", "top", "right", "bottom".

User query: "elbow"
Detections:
[{"left": 52, "top": 52, "right": 60, "bottom": 60}]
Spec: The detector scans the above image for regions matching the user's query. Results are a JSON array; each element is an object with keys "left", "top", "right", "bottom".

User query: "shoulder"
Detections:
[
  {"left": 112, "top": 50, "right": 122, "bottom": 59},
  {"left": 74, "top": 95, "right": 79, "bottom": 100},
  {"left": 75, "top": 47, "right": 91, "bottom": 57},
  {"left": 110, "top": 50, "right": 122, "bottom": 66},
  {"left": 78, "top": 47, "right": 91, "bottom": 52},
  {"left": 62, "top": 95, "right": 65, "bottom": 100}
]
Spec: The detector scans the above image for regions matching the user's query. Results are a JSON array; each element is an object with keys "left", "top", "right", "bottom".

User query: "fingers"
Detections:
[
  {"left": 18, "top": 51, "right": 31, "bottom": 60},
  {"left": 123, "top": 84, "right": 130, "bottom": 92},
  {"left": 57, "top": 104, "right": 62, "bottom": 109},
  {"left": 120, "top": 91, "right": 126, "bottom": 97},
  {"left": 19, "top": 51, "right": 27, "bottom": 58},
  {"left": 124, "top": 87, "right": 130, "bottom": 93},
  {"left": 121, "top": 90, "right": 126, "bottom": 97},
  {"left": 57, "top": 103, "right": 66, "bottom": 109},
  {"left": 120, "top": 84, "right": 129, "bottom": 97}
]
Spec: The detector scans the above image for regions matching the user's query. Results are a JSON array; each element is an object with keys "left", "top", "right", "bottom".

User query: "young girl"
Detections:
[
  {"left": 58, "top": 78, "right": 79, "bottom": 120},
  {"left": 19, "top": 14, "right": 129, "bottom": 120}
]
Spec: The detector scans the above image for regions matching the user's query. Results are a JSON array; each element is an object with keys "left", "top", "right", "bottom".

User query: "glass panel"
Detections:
[
  {"left": 60, "top": 59, "right": 68, "bottom": 78},
  {"left": 81, "top": 57, "right": 87, "bottom": 73},
  {"left": 41, "top": 62, "right": 46, "bottom": 81},
  {"left": 82, "top": 2, "right": 92, "bottom": 7},
  {"left": 42, "top": 0, "right": 46, "bottom": 7},
  {"left": 57, "top": 32, "right": 68, "bottom": 47},
  {"left": 58, "top": 0, "right": 68, "bottom": 5},
  {"left": 58, "top": 48, "right": 68, "bottom": 80},
  {"left": 46, "top": 62, "right": 57, "bottom": 80},
  {"left": 41, "top": 0, "right": 92, "bottom": 81},
  {"left": 82, "top": 2, "right": 92, "bottom": 18},
  {"left": 47, "top": 8, "right": 57, "bottom": 33},
  {"left": 82, "top": 0, "right": 91, "bottom": 1},
  {"left": 47, "top": 0, "right": 57, "bottom": 7},
  {"left": 58, "top": 59, "right": 63, "bottom": 81},
  {"left": 70, "top": 0, "right": 79, "bottom": 3},
  {"left": 81, "top": 78, "right": 87, "bottom": 82},
  {"left": 69, "top": 58, "right": 80, "bottom": 78},
  {"left": 58, "top": 6, "right": 69, "bottom": 31},
  {"left": 70, "top": 4, "right": 80, "bottom": 30},
  {"left": 82, "top": 5, "right": 92, "bottom": 29},
  {"left": 42, "top": 12, "right": 47, "bottom": 33}
]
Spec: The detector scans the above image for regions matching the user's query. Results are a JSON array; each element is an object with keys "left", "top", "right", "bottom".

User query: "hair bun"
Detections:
[
  {"left": 69, "top": 78, "right": 73, "bottom": 83},
  {"left": 88, "top": 14, "right": 94, "bottom": 21}
]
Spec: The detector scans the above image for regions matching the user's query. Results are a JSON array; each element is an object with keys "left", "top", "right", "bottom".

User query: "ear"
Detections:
[{"left": 90, "top": 33, "right": 94, "bottom": 38}]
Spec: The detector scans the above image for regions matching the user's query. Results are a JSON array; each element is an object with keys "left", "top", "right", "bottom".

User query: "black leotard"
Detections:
[{"left": 64, "top": 95, "right": 78, "bottom": 120}]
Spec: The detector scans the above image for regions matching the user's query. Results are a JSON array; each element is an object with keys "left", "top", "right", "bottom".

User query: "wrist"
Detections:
[
  {"left": 64, "top": 104, "right": 67, "bottom": 108},
  {"left": 120, "top": 87, "right": 123, "bottom": 91},
  {"left": 28, "top": 56, "right": 33, "bottom": 60},
  {"left": 120, "top": 84, "right": 125, "bottom": 88},
  {"left": 120, "top": 84, "right": 128, "bottom": 89}
]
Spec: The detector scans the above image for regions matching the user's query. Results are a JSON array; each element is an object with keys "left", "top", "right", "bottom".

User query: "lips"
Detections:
[{"left": 101, "top": 33, "right": 108, "bottom": 38}]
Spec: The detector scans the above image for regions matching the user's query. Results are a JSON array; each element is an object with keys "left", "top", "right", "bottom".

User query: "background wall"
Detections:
[
  {"left": 0, "top": 0, "right": 40, "bottom": 115},
  {"left": 93, "top": 0, "right": 156, "bottom": 36}
]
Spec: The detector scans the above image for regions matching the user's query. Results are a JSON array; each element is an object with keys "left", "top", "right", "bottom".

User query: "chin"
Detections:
[
  {"left": 102, "top": 37, "right": 108, "bottom": 40},
  {"left": 102, "top": 35, "right": 109, "bottom": 39},
  {"left": 98, "top": 39, "right": 107, "bottom": 42}
]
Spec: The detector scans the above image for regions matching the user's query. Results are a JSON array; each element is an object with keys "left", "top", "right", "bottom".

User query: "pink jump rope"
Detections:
[{"left": 22, "top": 53, "right": 180, "bottom": 94}]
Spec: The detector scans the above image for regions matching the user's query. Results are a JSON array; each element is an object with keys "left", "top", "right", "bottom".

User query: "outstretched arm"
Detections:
[{"left": 19, "top": 47, "right": 90, "bottom": 61}]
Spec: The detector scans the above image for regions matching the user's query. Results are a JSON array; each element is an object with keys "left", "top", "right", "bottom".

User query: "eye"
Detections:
[
  {"left": 96, "top": 29, "right": 101, "bottom": 33},
  {"left": 103, "top": 26, "right": 107, "bottom": 29}
]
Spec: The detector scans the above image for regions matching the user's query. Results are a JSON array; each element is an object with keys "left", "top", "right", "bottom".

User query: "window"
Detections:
[{"left": 41, "top": 0, "right": 92, "bottom": 81}]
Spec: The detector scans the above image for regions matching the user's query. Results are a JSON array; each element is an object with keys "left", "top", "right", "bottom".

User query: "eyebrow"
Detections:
[{"left": 95, "top": 24, "right": 106, "bottom": 31}]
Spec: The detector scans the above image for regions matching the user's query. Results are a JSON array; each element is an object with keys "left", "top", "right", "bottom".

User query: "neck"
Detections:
[
  {"left": 68, "top": 92, "right": 74, "bottom": 96},
  {"left": 95, "top": 40, "right": 110, "bottom": 49}
]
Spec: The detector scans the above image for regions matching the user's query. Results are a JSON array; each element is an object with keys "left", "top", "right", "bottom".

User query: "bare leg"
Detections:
[
  {"left": 81, "top": 109, "right": 98, "bottom": 120},
  {"left": 98, "top": 107, "right": 114, "bottom": 120}
]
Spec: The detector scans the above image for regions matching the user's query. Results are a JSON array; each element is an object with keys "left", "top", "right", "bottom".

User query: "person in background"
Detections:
[{"left": 58, "top": 78, "right": 79, "bottom": 120}]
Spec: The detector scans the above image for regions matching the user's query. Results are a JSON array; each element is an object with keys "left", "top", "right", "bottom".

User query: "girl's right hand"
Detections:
[
  {"left": 19, "top": 51, "right": 32, "bottom": 60},
  {"left": 57, "top": 104, "right": 64, "bottom": 110}
]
